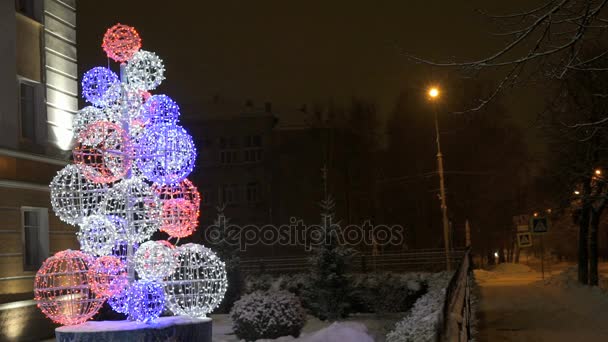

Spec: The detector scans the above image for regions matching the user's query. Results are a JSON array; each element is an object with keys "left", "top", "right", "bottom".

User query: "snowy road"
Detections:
[{"left": 475, "top": 265, "right": 608, "bottom": 342}]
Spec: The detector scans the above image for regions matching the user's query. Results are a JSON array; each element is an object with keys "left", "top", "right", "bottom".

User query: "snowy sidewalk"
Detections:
[{"left": 475, "top": 264, "right": 608, "bottom": 342}]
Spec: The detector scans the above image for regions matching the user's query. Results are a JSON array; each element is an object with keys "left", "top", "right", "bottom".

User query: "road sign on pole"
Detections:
[
  {"left": 517, "top": 232, "right": 533, "bottom": 248},
  {"left": 531, "top": 217, "right": 549, "bottom": 234},
  {"left": 513, "top": 214, "right": 531, "bottom": 232}
]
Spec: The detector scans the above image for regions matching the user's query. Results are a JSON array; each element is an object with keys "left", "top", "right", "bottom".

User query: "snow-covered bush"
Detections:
[
  {"left": 230, "top": 290, "right": 306, "bottom": 341},
  {"left": 350, "top": 272, "right": 426, "bottom": 313},
  {"left": 386, "top": 272, "right": 453, "bottom": 342}
]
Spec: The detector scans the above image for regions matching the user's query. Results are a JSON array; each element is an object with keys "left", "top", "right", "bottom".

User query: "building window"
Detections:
[
  {"left": 19, "top": 81, "right": 36, "bottom": 141},
  {"left": 243, "top": 135, "right": 263, "bottom": 163},
  {"left": 22, "top": 207, "right": 49, "bottom": 271},
  {"left": 15, "top": 0, "right": 36, "bottom": 19},
  {"left": 246, "top": 182, "right": 260, "bottom": 203},
  {"left": 219, "top": 184, "right": 240, "bottom": 204},
  {"left": 219, "top": 136, "right": 239, "bottom": 164}
]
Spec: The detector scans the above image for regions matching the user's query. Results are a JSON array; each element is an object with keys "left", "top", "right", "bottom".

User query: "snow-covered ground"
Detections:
[
  {"left": 475, "top": 262, "right": 608, "bottom": 341},
  {"left": 212, "top": 313, "right": 402, "bottom": 342}
]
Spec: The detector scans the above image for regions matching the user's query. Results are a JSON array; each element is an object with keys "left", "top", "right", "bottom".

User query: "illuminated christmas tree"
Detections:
[{"left": 34, "top": 24, "right": 227, "bottom": 325}]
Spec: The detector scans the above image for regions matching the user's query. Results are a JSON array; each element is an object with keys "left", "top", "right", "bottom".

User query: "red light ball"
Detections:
[
  {"left": 160, "top": 198, "right": 198, "bottom": 238},
  {"left": 73, "top": 121, "right": 132, "bottom": 184},
  {"left": 102, "top": 24, "right": 142, "bottom": 63},
  {"left": 87, "top": 255, "right": 128, "bottom": 298},
  {"left": 34, "top": 250, "right": 105, "bottom": 326}
]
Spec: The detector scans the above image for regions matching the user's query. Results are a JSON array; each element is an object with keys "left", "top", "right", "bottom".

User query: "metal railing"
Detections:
[
  {"left": 240, "top": 248, "right": 466, "bottom": 274},
  {"left": 438, "top": 248, "right": 472, "bottom": 342}
]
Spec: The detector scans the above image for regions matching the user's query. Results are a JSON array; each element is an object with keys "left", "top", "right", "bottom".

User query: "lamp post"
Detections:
[{"left": 428, "top": 86, "right": 451, "bottom": 271}]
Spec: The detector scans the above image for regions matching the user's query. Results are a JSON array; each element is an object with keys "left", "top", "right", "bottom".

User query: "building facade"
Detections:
[{"left": 0, "top": 1, "right": 78, "bottom": 339}]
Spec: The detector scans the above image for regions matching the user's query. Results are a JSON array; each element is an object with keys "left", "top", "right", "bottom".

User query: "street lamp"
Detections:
[{"left": 428, "top": 86, "right": 451, "bottom": 271}]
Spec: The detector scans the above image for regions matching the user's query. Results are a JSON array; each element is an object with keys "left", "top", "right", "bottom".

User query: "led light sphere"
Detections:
[
  {"left": 50, "top": 165, "right": 107, "bottom": 225},
  {"left": 87, "top": 255, "right": 128, "bottom": 297},
  {"left": 164, "top": 243, "right": 228, "bottom": 318},
  {"left": 73, "top": 121, "right": 132, "bottom": 184},
  {"left": 136, "top": 123, "right": 196, "bottom": 184},
  {"left": 102, "top": 23, "right": 142, "bottom": 63},
  {"left": 152, "top": 179, "right": 201, "bottom": 237},
  {"left": 160, "top": 199, "right": 198, "bottom": 238},
  {"left": 82, "top": 67, "right": 119, "bottom": 107},
  {"left": 108, "top": 285, "right": 129, "bottom": 314},
  {"left": 34, "top": 250, "right": 105, "bottom": 325},
  {"left": 127, "top": 281, "right": 165, "bottom": 322},
  {"left": 126, "top": 50, "right": 165, "bottom": 91},
  {"left": 73, "top": 106, "right": 113, "bottom": 140},
  {"left": 105, "top": 83, "right": 146, "bottom": 122},
  {"left": 134, "top": 240, "right": 177, "bottom": 280},
  {"left": 77, "top": 214, "right": 124, "bottom": 256},
  {"left": 98, "top": 177, "right": 162, "bottom": 244},
  {"left": 152, "top": 178, "right": 201, "bottom": 207},
  {"left": 142, "top": 94, "right": 180, "bottom": 125}
]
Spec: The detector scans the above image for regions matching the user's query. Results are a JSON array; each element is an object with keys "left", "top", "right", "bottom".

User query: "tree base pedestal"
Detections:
[{"left": 55, "top": 316, "right": 212, "bottom": 342}]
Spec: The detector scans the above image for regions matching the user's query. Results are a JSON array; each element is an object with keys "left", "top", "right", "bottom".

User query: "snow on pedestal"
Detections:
[{"left": 55, "top": 316, "right": 212, "bottom": 342}]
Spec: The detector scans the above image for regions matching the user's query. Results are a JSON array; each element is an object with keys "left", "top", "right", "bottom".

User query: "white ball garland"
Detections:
[
  {"left": 50, "top": 165, "right": 107, "bottom": 225},
  {"left": 164, "top": 243, "right": 228, "bottom": 318},
  {"left": 126, "top": 50, "right": 165, "bottom": 91},
  {"left": 77, "top": 214, "right": 123, "bottom": 256},
  {"left": 134, "top": 240, "right": 177, "bottom": 281},
  {"left": 98, "top": 177, "right": 162, "bottom": 244}
]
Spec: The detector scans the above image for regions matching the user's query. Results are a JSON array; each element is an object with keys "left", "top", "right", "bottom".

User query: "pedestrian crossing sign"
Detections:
[
  {"left": 517, "top": 232, "right": 533, "bottom": 248},
  {"left": 531, "top": 217, "right": 549, "bottom": 234}
]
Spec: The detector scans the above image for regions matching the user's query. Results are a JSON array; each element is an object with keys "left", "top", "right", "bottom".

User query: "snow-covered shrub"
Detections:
[
  {"left": 349, "top": 272, "right": 426, "bottom": 313},
  {"left": 230, "top": 290, "right": 306, "bottom": 341},
  {"left": 386, "top": 272, "right": 453, "bottom": 342}
]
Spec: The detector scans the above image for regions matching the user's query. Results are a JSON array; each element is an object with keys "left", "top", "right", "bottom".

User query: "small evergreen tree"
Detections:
[{"left": 307, "top": 167, "right": 354, "bottom": 320}]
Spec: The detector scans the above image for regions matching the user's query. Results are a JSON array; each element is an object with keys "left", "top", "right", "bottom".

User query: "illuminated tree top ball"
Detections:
[{"left": 38, "top": 23, "right": 227, "bottom": 326}]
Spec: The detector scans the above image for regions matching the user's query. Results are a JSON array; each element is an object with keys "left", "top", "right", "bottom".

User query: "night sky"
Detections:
[{"left": 78, "top": 0, "right": 546, "bottom": 152}]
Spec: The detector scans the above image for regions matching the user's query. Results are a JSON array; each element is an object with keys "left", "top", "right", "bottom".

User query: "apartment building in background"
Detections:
[{"left": 0, "top": 0, "right": 78, "bottom": 339}]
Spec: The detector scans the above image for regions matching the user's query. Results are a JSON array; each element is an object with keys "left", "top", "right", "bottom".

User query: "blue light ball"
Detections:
[
  {"left": 143, "top": 94, "right": 180, "bottom": 125},
  {"left": 82, "top": 67, "right": 119, "bottom": 107},
  {"left": 127, "top": 281, "right": 165, "bottom": 322},
  {"left": 136, "top": 123, "right": 196, "bottom": 185}
]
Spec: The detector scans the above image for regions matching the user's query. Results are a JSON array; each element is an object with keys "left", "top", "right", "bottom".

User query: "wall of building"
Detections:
[{"left": 0, "top": 1, "right": 19, "bottom": 150}]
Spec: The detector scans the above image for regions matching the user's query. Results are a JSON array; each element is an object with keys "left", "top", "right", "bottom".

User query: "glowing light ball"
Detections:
[
  {"left": 77, "top": 214, "right": 123, "bottom": 256},
  {"left": 87, "top": 255, "right": 127, "bottom": 297},
  {"left": 127, "top": 281, "right": 165, "bottom": 322},
  {"left": 160, "top": 199, "right": 198, "bottom": 238},
  {"left": 164, "top": 243, "right": 228, "bottom": 318},
  {"left": 136, "top": 123, "right": 196, "bottom": 184},
  {"left": 102, "top": 23, "right": 142, "bottom": 63},
  {"left": 104, "top": 83, "right": 146, "bottom": 122},
  {"left": 126, "top": 50, "right": 165, "bottom": 91},
  {"left": 73, "top": 121, "right": 132, "bottom": 184},
  {"left": 73, "top": 106, "right": 113, "bottom": 140},
  {"left": 50, "top": 165, "right": 107, "bottom": 225},
  {"left": 152, "top": 179, "right": 201, "bottom": 237},
  {"left": 152, "top": 178, "right": 201, "bottom": 207},
  {"left": 82, "top": 67, "right": 119, "bottom": 107},
  {"left": 98, "top": 177, "right": 162, "bottom": 244},
  {"left": 134, "top": 240, "right": 177, "bottom": 280},
  {"left": 142, "top": 94, "right": 180, "bottom": 124},
  {"left": 34, "top": 250, "right": 105, "bottom": 325},
  {"left": 108, "top": 286, "right": 129, "bottom": 314}
]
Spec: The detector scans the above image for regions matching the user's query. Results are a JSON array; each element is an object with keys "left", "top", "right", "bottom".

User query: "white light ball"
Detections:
[
  {"left": 50, "top": 165, "right": 107, "bottom": 225},
  {"left": 77, "top": 214, "right": 123, "bottom": 256},
  {"left": 164, "top": 243, "right": 228, "bottom": 318},
  {"left": 134, "top": 240, "right": 177, "bottom": 281},
  {"left": 126, "top": 50, "right": 165, "bottom": 91},
  {"left": 73, "top": 106, "right": 114, "bottom": 141},
  {"left": 104, "top": 83, "right": 145, "bottom": 122},
  {"left": 98, "top": 177, "right": 162, "bottom": 244}
]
